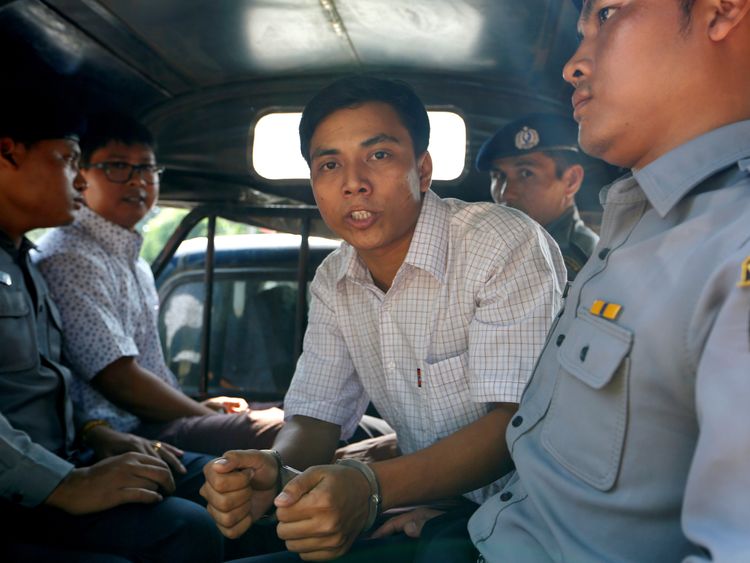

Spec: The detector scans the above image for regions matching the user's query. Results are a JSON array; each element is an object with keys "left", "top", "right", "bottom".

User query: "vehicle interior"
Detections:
[{"left": 2, "top": 0, "right": 621, "bottom": 402}]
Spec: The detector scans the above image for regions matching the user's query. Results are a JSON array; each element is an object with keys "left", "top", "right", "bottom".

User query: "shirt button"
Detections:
[
  {"left": 580, "top": 346, "right": 589, "bottom": 362},
  {"left": 556, "top": 334, "right": 565, "bottom": 347},
  {"left": 598, "top": 248, "right": 611, "bottom": 260},
  {"left": 500, "top": 492, "right": 513, "bottom": 502},
  {"left": 511, "top": 416, "right": 523, "bottom": 428},
  {"left": 387, "top": 361, "right": 396, "bottom": 370}
]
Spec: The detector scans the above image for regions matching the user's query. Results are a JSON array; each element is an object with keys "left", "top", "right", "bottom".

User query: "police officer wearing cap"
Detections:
[{"left": 476, "top": 113, "right": 598, "bottom": 280}]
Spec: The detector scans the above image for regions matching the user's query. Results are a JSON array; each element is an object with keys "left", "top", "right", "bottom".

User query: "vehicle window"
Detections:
[
  {"left": 252, "top": 110, "right": 466, "bottom": 181},
  {"left": 141, "top": 207, "right": 261, "bottom": 263},
  {"left": 160, "top": 275, "right": 299, "bottom": 398},
  {"left": 155, "top": 226, "right": 340, "bottom": 401}
]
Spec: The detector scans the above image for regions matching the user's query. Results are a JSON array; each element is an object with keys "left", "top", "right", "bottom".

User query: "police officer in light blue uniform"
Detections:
[
  {"left": 476, "top": 113, "right": 599, "bottom": 280},
  {"left": 469, "top": 0, "right": 750, "bottom": 561}
]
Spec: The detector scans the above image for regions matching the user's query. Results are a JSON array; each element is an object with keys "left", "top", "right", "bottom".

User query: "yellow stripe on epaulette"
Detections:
[
  {"left": 590, "top": 299, "right": 605, "bottom": 316},
  {"left": 602, "top": 303, "right": 622, "bottom": 320},
  {"left": 590, "top": 299, "right": 623, "bottom": 321},
  {"left": 738, "top": 256, "right": 750, "bottom": 288}
]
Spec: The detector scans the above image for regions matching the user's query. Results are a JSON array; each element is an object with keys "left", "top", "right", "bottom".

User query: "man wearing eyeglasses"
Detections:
[{"left": 34, "top": 112, "right": 286, "bottom": 463}]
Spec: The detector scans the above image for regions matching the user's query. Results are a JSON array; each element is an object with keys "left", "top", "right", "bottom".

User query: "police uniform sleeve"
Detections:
[
  {"left": 682, "top": 246, "right": 750, "bottom": 562},
  {"left": 0, "top": 412, "right": 74, "bottom": 507}
]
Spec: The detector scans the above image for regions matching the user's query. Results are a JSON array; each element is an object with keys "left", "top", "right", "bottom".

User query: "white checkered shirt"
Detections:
[{"left": 284, "top": 190, "right": 566, "bottom": 502}]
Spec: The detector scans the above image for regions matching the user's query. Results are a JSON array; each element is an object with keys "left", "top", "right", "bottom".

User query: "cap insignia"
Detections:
[{"left": 515, "top": 126, "right": 540, "bottom": 150}]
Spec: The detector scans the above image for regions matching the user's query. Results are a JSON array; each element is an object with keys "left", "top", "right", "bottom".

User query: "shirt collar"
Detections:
[
  {"left": 544, "top": 206, "right": 578, "bottom": 239},
  {"left": 634, "top": 120, "right": 750, "bottom": 217},
  {"left": 402, "top": 190, "right": 449, "bottom": 284},
  {"left": 0, "top": 230, "right": 35, "bottom": 262},
  {"left": 336, "top": 189, "right": 449, "bottom": 286},
  {"left": 74, "top": 205, "right": 143, "bottom": 262}
]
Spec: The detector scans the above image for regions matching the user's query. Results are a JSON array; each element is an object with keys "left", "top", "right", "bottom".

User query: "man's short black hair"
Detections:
[
  {"left": 0, "top": 88, "right": 84, "bottom": 145},
  {"left": 543, "top": 150, "right": 585, "bottom": 179},
  {"left": 80, "top": 111, "right": 155, "bottom": 164},
  {"left": 679, "top": 0, "right": 696, "bottom": 29},
  {"left": 299, "top": 75, "right": 430, "bottom": 165}
]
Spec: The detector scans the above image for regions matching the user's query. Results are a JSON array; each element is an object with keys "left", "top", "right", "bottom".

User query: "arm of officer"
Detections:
[
  {"left": 682, "top": 248, "right": 750, "bottom": 562},
  {"left": 0, "top": 412, "right": 173, "bottom": 514}
]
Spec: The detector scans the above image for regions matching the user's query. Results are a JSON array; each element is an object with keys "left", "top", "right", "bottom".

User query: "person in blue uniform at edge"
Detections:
[
  {"left": 0, "top": 89, "right": 223, "bottom": 562},
  {"left": 200, "top": 75, "right": 566, "bottom": 562},
  {"left": 468, "top": 0, "right": 750, "bottom": 561},
  {"left": 476, "top": 112, "right": 599, "bottom": 280}
]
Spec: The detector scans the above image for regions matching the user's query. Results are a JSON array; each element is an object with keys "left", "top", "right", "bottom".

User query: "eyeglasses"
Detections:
[{"left": 85, "top": 161, "right": 165, "bottom": 184}]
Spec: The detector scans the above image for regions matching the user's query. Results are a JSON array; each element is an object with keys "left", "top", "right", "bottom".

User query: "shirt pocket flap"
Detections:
[
  {"left": 0, "top": 288, "right": 30, "bottom": 317},
  {"left": 557, "top": 308, "right": 633, "bottom": 390}
]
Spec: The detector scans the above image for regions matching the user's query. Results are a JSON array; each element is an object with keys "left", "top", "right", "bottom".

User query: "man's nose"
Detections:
[
  {"left": 342, "top": 163, "right": 371, "bottom": 197},
  {"left": 73, "top": 170, "right": 87, "bottom": 192}
]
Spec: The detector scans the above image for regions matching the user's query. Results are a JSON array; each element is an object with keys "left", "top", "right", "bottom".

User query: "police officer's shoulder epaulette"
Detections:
[{"left": 739, "top": 256, "right": 750, "bottom": 288}]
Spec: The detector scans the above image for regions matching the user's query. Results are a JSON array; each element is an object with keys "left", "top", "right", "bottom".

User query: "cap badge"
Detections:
[{"left": 515, "top": 126, "right": 540, "bottom": 150}]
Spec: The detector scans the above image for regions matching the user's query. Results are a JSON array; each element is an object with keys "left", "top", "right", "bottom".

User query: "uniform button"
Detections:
[
  {"left": 500, "top": 492, "right": 513, "bottom": 502},
  {"left": 598, "top": 248, "right": 611, "bottom": 260},
  {"left": 511, "top": 416, "right": 523, "bottom": 428},
  {"left": 556, "top": 334, "right": 565, "bottom": 347},
  {"left": 580, "top": 346, "right": 589, "bottom": 362}
]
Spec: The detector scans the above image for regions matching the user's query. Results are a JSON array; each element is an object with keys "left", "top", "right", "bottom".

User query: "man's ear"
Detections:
[
  {"left": 706, "top": 0, "right": 750, "bottom": 42},
  {"left": 562, "top": 164, "right": 584, "bottom": 197},
  {"left": 0, "top": 137, "right": 23, "bottom": 170},
  {"left": 417, "top": 151, "right": 433, "bottom": 193}
]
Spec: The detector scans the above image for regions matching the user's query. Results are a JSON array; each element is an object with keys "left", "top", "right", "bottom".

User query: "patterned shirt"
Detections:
[
  {"left": 34, "top": 206, "right": 179, "bottom": 432},
  {"left": 284, "top": 190, "right": 566, "bottom": 503}
]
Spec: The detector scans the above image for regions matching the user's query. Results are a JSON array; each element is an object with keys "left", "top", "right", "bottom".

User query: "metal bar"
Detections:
[
  {"left": 293, "top": 216, "right": 312, "bottom": 361},
  {"left": 150, "top": 204, "right": 322, "bottom": 276},
  {"left": 198, "top": 215, "right": 217, "bottom": 398},
  {"left": 150, "top": 206, "right": 207, "bottom": 277}
]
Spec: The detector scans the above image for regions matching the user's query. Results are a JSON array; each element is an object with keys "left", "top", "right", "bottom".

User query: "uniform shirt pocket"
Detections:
[
  {"left": 541, "top": 308, "right": 633, "bottom": 491},
  {"left": 0, "top": 287, "right": 37, "bottom": 373}
]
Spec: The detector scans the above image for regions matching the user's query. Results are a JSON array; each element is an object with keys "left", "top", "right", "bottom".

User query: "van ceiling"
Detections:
[{"left": 2, "top": 1, "right": 616, "bottom": 208}]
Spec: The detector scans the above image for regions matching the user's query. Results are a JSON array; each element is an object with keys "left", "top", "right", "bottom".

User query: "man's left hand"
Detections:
[{"left": 274, "top": 464, "right": 372, "bottom": 561}]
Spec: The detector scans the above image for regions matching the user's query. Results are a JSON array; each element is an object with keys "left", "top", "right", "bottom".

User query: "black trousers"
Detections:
[{"left": 1, "top": 452, "right": 224, "bottom": 563}]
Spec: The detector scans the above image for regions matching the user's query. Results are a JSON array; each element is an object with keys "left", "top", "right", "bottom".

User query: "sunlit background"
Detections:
[{"left": 252, "top": 111, "right": 467, "bottom": 181}]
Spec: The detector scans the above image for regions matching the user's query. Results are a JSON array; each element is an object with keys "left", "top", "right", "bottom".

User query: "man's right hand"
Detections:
[
  {"left": 44, "top": 452, "right": 175, "bottom": 515},
  {"left": 200, "top": 450, "right": 279, "bottom": 539}
]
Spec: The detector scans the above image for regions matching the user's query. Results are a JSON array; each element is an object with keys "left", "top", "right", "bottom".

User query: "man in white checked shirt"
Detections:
[{"left": 201, "top": 76, "right": 566, "bottom": 562}]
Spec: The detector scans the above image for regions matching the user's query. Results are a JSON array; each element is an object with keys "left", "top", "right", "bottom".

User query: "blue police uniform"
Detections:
[{"left": 469, "top": 120, "right": 750, "bottom": 562}]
